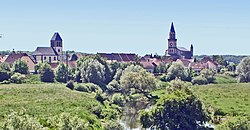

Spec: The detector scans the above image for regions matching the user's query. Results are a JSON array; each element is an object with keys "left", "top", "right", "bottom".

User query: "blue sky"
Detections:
[{"left": 0, "top": 0, "right": 250, "bottom": 56}]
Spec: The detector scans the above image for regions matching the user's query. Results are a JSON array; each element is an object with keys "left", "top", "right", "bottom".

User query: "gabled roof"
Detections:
[
  {"left": 33, "top": 47, "right": 58, "bottom": 56},
  {"left": 140, "top": 61, "right": 156, "bottom": 70},
  {"left": 4, "top": 53, "right": 29, "bottom": 64},
  {"left": 177, "top": 47, "right": 189, "bottom": 52},
  {"left": 170, "top": 22, "right": 175, "bottom": 32},
  {"left": 51, "top": 32, "right": 62, "bottom": 41},
  {"left": 98, "top": 53, "right": 136, "bottom": 62}
]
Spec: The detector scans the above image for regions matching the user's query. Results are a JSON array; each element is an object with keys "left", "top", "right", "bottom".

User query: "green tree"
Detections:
[
  {"left": 0, "top": 63, "right": 11, "bottom": 82},
  {"left": 154, "top": 63, "right": 170, "bottom": 74},
  {"left": 34, "top": 61, "right": 43, "bottom": 74},
  {"left": 40, "top": 63, "right": 55, "bottom": 82},
  {"left": 236, "top": 57, "right": 250, "bottom": 82},
  {"left": 167, "top": 62, "right": 187, "bottom": 81},
  {"left": 140, "top": 91, "right": 208, "bottom": 130},
  {"left": 12, "top": 59, "right": 29, "bottom": 74},
  {"left": 120, "top": 69, "right": 157, "bottom": 98},
  {"left": 55, "top": 63, "right": 67, "bottom": 83}
]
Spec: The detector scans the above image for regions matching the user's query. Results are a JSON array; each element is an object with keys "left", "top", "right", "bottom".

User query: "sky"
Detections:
[{"left": 0, "top": 0, "right": 250, "bottom": 56}]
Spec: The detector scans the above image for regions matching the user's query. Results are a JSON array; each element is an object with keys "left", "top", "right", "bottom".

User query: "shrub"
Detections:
[
  {"left": 192, "top": 76, "right": 208, "bottom": 85},
  {"left": 66, "top": 80, "right": 74, "bottom": 90},
  {"left": 216, "top": 116, "right": 250, "bottom": 130},
  {"left": 10, "top": 73, "right": 26, "bottom": 84},
  {"left": 23, "top": 74, "right": 42, "bottom": 84},
  {"left": 47, "top": 113, "right": 89, "bottom": 130},
  {"left": 74, "top": 83, "right": 102, "bottom": 93},
  {"left": 111, "top": 93, "right": 125, "bottom": 107},
  {"left": 92, "top": 105, "right": 102, "bottom": 118},
  {"left": 107, "top": 80, "right": 121, "bottom": 93},
  {"left": 1, "top": 80, "right": 11, "bottom": 84},
  {"left": 0, "top": 71, "right": 10, "bottom": 82},
  {"left": 224, "top": 71, "right": 238, "bottom": 77},
  {"left": 2, "top": 111, "right": 45, "bottom": 130},
  {"left": 103, "top": 120, "right": 123, "bottom": 130}
]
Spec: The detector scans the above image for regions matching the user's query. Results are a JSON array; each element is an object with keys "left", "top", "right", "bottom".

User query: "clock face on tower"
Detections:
[{"left": 170, "top": 43, "right": 173, "bottom": 47}]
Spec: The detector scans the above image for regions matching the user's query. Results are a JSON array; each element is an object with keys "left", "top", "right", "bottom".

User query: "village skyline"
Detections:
[{"left": 1, "top": 1, "right": 250, "bottom": 55}]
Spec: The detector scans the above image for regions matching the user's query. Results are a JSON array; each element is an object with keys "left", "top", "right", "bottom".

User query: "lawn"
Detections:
[
  {"left": 192, "top": 83, "right": 250, "bottom": 116},
  {"left": 0, "top": 83, "right": 100, "bottom": 126}
]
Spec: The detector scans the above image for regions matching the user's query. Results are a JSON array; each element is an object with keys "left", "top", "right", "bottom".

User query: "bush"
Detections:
[
  {"left": 200, "top": 69, "right": 215, "bottom": 83},
  {"left": 224, "top": 71, "right": 238, "bottom": 77},
  {"left": 47, "top": 113, "right": 89, "bottom": 130},
  {"left": 23, "top": 74, "right": 42, "bottom": 84},
  {"left": 3, "top": 111, "right": 45, "bottom": 130},
  {"left": 0, "top": 71, "right": 10, "bottom": 82},
  {"left": 75, "top": 83, "right": 102, "bottom": 93},
  {"left": 0, "top": 80, "right": 11, "bottom": 84},
  {"left": 103, "top": 120, "right": 123, "bottom": 130},
  {"left": 216, "top": 116, "right": 250, "bottom": 130},
  {"left": 66, "top": 80, "right": 74, "bottom": 90},
  {"left": 111, "top": 93, "right": 125, "bottom": 107},
  {"left": 192, "top": 76, "right": 208, "bottom": 85},
  {"left": 10, "top": 73, "right": 26, "bottom": 84},
  {"left": 107, "top": 80, "right": 121, "bottom": 93},
  {"left": 40, "top": 63, "right": 55, "bottom": 82}
]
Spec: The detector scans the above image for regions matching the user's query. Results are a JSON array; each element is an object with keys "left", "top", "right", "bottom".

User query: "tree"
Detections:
[
  {"left": 12, "top": 59, "right": 29, "bottom": 74},
  {"left": 80, "top": 58, "right": 105, "bottom": 85},
  {"left": 154, "top": 63, "right": 170, "bottom": 74},
  {"left": 0, "top": 63, "right": 11, "bottom": 82},
  {"left": 55, "top": 63, "right": 67, "bottom": 83},
  {"left": 120, "top": 69, "right": 157, "bottom": 98},
  {"left": 167, "top": 62, "right": 187, "bottom": 81},
  {"left": 140, "top": 91, "right": 208, "bottom": 130},
  {"left": 40, "top": 62, "right": 55, "bottom": 82},
  {"left": 236, "top": 57, "right": 250, "bottom": 82},
  {"left": 34, "top": 61, "right": 43, "bottom": 74}
]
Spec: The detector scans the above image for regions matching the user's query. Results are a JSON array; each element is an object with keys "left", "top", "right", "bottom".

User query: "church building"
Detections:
[
  {"left": 165, "top": 22, "right": 193, "bottom": 59},
  {"left": 32, "top": 32, "right": 63, "bottom": 63}
]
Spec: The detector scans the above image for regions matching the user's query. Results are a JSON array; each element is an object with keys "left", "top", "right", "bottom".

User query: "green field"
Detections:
[
  {"left": 192, "top": 83, "right": 250, "bottom": 116},
  {"left": 0, "top": 83, "right": 100, "bottom": 126}
]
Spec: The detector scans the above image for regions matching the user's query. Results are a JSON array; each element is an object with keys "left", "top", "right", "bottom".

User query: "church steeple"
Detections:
[
  {"left": 169, "top": 22, "right": 176, "bottom": 39},
  {"left": 170, "top": 22, "right": 175, "bottom": 33}
]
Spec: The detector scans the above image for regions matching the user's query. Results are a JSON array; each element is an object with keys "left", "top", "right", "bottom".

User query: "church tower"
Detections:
[
  {"left": 50, "top": 32, "right": 63, "bottom": 61},
  {"left": 190, "top": 44, "right": 194, "bottom": 57},
  {"left": 167, "top": 22, "right": 177, "bottom": 55}
]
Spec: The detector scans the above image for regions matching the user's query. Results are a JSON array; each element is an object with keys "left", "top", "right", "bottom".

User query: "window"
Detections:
[
  {"left": 54, "top": 57, "right": 56, "bottom": 60},
  {"left": 44, "top": 57, "right": 46, "bottom": 60},
  {"left": 58, "top": 49, "right": 60, "bottom": 52}
]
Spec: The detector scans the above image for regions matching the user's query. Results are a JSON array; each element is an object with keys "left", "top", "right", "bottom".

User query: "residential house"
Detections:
[{"left": 4, "top": 53, "right": 35, "bottom": 72}]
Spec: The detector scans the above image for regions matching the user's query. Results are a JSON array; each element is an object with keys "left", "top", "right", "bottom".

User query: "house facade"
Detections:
[
  {"left": 165, "top": 22, "right": 194, "bottom": 60},
  {"left": 32, "top": 32, "right": 63, "bottom": 63},
  {"left": 4, "top": 53, "right": 35, "bottom": 72}
]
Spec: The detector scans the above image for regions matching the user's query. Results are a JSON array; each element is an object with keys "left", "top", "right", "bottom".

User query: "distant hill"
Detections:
[{"left": 195, "top": 55, "right": 248, "bottom": 64}]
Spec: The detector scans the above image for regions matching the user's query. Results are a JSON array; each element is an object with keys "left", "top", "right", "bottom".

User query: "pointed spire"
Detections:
[
  {"left": 170, "top": 22, "right": 175, "bottom": 32},
  {"left": 51, "top": 32, "right": 62, "bottom": 41}
]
